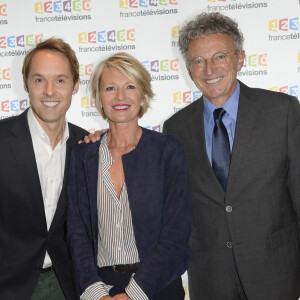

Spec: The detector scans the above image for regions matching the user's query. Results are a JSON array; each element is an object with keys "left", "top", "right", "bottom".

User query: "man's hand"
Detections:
[
  {"left": 78, "top": 129, "right": 107, "bottom": 144},
  {"left": 99, "top": 296, "right": 113, "bottom": 300},
  {"left": 112, "top": 293, "right": 131, "bottom": 299}
]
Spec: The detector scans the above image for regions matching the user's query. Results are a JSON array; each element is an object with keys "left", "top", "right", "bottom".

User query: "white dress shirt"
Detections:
[{"left": 27, "top": 108, "right": 69, "bottom": 268}]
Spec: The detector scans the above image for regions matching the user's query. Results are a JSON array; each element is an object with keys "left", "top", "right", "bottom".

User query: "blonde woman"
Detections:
[{"left": 67, "top": 52, "right": 191, "bottom": 300}]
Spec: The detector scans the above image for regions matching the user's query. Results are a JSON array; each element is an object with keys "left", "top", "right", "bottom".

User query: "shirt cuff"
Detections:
[
  {"left": 80, "top": 281, "right": 112, "bottom": 300},
  {"left": 125, "top": 276, "right": 148, "bottom": 300}
]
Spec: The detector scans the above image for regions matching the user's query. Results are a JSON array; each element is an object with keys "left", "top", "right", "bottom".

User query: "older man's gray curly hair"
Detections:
[{"left": 179, "top": 12, "right": 244, "bottom": 64}]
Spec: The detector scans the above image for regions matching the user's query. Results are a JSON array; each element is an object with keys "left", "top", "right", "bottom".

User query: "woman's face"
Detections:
[{"left": 99, "top": 67, "right": 144, "bottom": 125}]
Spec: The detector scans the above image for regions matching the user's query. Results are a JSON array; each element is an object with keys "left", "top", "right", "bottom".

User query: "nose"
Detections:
[
  {"left": 44, "top": 81, "right": 54, "bottom": 96},
  {"left": 204, "top": 58, "right": 214, "bottom": 75},
  {"left": 116, "top": 88, "right": 124, "bottom": 100}
]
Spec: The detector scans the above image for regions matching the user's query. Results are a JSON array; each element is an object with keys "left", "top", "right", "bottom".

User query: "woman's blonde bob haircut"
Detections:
[{"left": 89, "top": 52, "right": 154, "bottom": 120}]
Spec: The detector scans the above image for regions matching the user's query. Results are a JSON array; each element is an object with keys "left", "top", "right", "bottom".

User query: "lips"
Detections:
[
  {"left": 42, "top": 101, "right": 59, "bottom": 107},
  {"left": 205, "top": 77, "right": 222, "bottom": 84},
  {"left": 113, "top": 104, "right": 130, "bottom": 110}
]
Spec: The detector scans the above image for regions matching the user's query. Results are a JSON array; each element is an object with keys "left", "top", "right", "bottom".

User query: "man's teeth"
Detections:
[
  {"left": 206, "top": 78, "right": 221, "bottom": 84},
  {"left": 43, "top": 102, "right": 59, "bottom": 107}
]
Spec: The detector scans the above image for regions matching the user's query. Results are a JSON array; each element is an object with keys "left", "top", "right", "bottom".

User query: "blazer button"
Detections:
[
  {"left": 225, "top": 206, "right": 232, "bottom": 213},
  {"left": 227, "top": 242, "right": 232, "bottom": 248}
]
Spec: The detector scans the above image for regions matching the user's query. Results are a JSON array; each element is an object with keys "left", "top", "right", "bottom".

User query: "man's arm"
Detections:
[{"left": 287, "top": 96, "right": 300, "bottom": 241}]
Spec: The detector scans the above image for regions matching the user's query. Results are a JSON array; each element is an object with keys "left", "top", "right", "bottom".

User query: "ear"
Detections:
[
  {"left": 72, "top": 79, "right": 80, "bottom": 95},
  {"left": 237, "top": 50, "right": 245, "bottom": 71},
  {"left": 23, "top": 78, "right": 29, "bottom": 93},
  {"left": 140, "top": 97, "right": 145, "bottom": 107}
]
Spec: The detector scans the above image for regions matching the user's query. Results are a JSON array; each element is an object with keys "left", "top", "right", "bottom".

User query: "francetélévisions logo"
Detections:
[
  {"left": 142, "top": 58, "right": 180, "bottom": 81},
  {"left": 0, "top": 3, "right": 8, "bottom": 25},
  {"left": 0, "top": 67, "right": 11, "bottom": 90},
  {"left": 268, "top": 17, "right": 300, "bottom": 41},
  {"left": 0, "top": 98, "right": 29, "bottom": 118},
  {"left": 78, "top": 28, "right": 136, "bottom": 53},
  {"left": 206, "top": 0, "right": 267, "bottom": 12},
  {"left": 34, "top": 0, "right": 91, "bottom": 23},
  {"left": 238, "top": 53, "right": 268, "bottom": 77},
  {"left": 79, "top": 63, "right": 93, "bottom": 86},
  {"left": 270, "top": 84, "right": 299, "bottom": 99},
  {"left": 0, "top": 34, "right": 43, "bottom": 58},
  {"left": 119, "top": 0, "right": 178, "bottom": 18},
  {"left": 172, "top": 90, "right": 202, "bottom": 114}
]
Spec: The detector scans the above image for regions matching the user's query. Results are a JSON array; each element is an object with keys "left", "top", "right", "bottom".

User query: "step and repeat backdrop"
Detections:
[{"left": 0, "top": 0, "right": 299, "bottom": 298}]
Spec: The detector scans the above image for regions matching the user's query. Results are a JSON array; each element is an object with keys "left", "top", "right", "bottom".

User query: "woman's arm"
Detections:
[{"left": 128, "top": 135, "right": 192, "bottom": 298}]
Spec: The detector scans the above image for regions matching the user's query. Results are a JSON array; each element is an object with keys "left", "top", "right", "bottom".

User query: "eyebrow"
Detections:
[{"left": 31, "top": 73, "right": 70, "bottom": 78}]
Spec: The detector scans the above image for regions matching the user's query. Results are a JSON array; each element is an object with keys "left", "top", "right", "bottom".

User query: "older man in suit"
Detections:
[
  {"left": 0, "top": 38, "right": 87, "bottom": 300},
  {"left": 163, "top": 12, "right": 300, "bottom": 300}
]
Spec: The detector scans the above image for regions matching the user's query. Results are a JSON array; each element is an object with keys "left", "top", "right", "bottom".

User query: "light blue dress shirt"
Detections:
[{"left": 203, "top": 81, "right": 240, "bottom": 165}]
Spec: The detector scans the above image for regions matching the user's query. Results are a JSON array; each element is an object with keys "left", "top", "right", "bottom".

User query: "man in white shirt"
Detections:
[{"left": 0, "top": 38, "right": 87, "bottom": 300}]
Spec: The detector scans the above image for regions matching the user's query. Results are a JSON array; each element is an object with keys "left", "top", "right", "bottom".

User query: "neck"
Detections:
[
  {"left": 107, "top": 121, "right": 142, "bottom": 151},
  {"left": 33, "top": 112, "right": 65, "bottom": 150}
]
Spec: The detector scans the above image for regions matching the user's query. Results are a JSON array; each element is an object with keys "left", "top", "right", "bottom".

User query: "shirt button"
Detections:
[
  {"left": 116, "top": 223, "right": 120, "bottom": 228},
  {"left": 225, "top": 206, "right": 232, "bottom": 212},
  {"left": 227, "top": 242, "right": 232, "bottom": 248},
  {"left": 118, "top": 247, "right": 121, "bottom": 251}
]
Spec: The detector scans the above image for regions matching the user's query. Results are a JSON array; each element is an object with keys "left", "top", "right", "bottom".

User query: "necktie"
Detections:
[{"left": 212, "top": 108, "right": 230, "bottom": 190}]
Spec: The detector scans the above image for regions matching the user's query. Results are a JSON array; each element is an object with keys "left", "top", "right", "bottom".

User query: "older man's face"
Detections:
[{"left": 187, "top": 33, "right": 245, "bottom": 106}]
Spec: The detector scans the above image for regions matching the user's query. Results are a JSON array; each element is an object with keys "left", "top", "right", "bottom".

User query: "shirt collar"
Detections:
[
  {"left": 203, "top": 80, "right": 240, "bottom": 123},
  {"left": 27, "top": 107, "right": 69, "bottom": 144}
]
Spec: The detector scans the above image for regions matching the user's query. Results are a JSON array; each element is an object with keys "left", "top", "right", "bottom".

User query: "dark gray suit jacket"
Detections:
[
  {"left": 0, "top": 109, "right": 88, "bottom": 300},
  {"left": 163, "top": 81, "right": 300, "bottom": 300}
]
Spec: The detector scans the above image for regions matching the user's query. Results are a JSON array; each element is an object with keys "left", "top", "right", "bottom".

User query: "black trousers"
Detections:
[{"left": 98, "top": 267, "right": 185, "bottom": 300}]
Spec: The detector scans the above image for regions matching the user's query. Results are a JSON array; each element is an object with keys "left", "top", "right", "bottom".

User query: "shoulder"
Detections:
[
  {"left": 71, "top": 139, "right": 101, "bottom": 159},
  {"left": 68, "top": 122, "right": 89, "bottom": 138},
  {"left": 139, "top": 127, "right": 184, "bottom": 155},
  {"left": 240, "top": 81, "right": 297, "bottom": 108},
  {"left": 164, "top": 98, "right": 202, "bottom": 125},
  {"left": 0, "top": 112, "right": 25, "bottom": 135}
]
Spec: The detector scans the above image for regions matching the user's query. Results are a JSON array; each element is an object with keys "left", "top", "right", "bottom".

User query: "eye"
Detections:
[
  {"left": 57, "top": 79, "right": 65, "bottom": 84},
  {"left": 193, "top": 58, "right": 205, "bottom": 66},
  {"left": 106, "top": 86, "right": 115, "bottom": 91},
  {"left": 127, "top": 84, "right": 136, "bottom": 90},
  {"left": 213, "top": 53, "right": 226, "bottom": 63},
  {"left": 35, "top": 78, "right": 43, "bottom": 83}
]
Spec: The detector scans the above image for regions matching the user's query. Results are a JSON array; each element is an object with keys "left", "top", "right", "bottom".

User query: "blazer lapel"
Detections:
[
  {"left": 10, "top": 111, "right": 47, "bottom": 227},
  {"left": 226, "top": 83, "right": 259, "bottom": 200},
  {"left": 83, "top": 150, "right": 100, "bottom": 241}
]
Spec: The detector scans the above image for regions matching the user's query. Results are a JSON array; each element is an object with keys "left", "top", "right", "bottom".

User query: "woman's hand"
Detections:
[{"left": 112, "top": 293, "right": 131, "bottom": 299}]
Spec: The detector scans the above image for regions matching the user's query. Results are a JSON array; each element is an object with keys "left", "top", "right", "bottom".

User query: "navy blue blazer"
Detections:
[{"left": 67, "top": 127, "right": 192, "bottom": 298}]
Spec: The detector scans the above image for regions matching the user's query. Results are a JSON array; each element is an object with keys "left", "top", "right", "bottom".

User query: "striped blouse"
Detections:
[{"left": 81, "top": 133, "right": 148, "bottom": 300}]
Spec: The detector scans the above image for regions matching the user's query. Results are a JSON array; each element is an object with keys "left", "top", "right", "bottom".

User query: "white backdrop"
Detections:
[{"left": 0, "top": 0, "right": 299, "bottom": 298}]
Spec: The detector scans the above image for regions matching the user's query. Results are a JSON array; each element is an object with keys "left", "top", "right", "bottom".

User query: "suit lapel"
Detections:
[
  {"left": 226, "top": 83, "right": 259, "bottom": 199},
  {"left": 10, "top": 110, "right": 47, "bottom": 227},
  {"left": 188, "top": 99, "right": 225, "bottom": 198}
]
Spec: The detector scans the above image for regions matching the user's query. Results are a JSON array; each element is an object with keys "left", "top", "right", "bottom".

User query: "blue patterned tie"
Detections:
[{"left": 212, "top": 108, "right": 230, "bottom": 190}]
